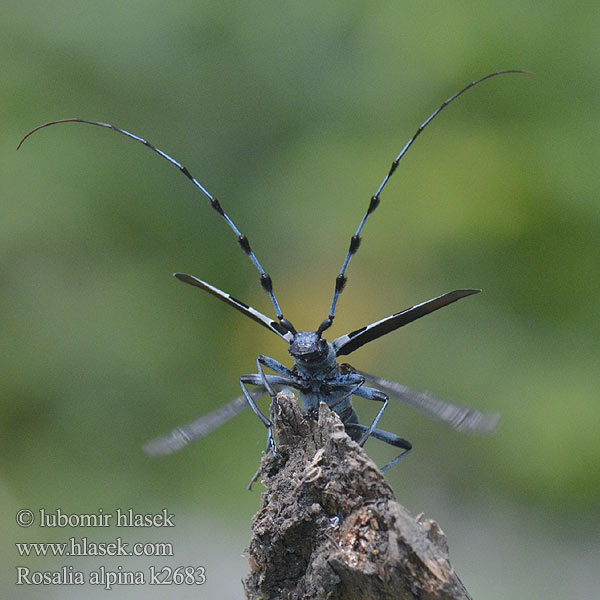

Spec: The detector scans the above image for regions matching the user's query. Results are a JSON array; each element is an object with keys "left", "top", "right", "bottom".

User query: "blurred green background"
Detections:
[{"left": 2, "top": 1, "right": 598, "bottom": 598}]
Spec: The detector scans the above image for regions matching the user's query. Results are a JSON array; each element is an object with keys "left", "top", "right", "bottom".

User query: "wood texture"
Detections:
[{"left": 244, "top": 391, "right": 472, "bottom": 600}]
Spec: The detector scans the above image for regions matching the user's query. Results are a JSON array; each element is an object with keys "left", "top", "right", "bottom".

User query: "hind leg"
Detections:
[{"left": 344, "top": 423, "right": 412, "bottom": 473}]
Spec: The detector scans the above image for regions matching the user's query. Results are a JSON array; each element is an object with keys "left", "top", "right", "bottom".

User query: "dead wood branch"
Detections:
[{"left": 243, "top": 391, "right": 472, "bottom": 600}]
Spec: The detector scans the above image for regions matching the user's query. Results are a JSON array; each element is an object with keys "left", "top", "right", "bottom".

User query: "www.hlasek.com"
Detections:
[
  {"left": 15, "top": 508, "right": 205, "bottom": 589},
  {"left": 16, "top": 536, "right": 173, "bottom": 557}
]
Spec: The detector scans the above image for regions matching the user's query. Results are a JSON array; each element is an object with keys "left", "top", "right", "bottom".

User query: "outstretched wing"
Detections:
[
  {"left": 333, "top": 289, "right": 479, "bottom": 356},
  {"left": 143, "top": 387, "right": 265, "bottom": 456},
  {"left": 175, "top": 273, "right": 293, "bottom": 343},
  {"left": 350, "top": 367, "right": 499, "bottom": 433}
]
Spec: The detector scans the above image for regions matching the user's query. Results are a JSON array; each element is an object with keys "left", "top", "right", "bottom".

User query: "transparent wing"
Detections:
[
  {"left": 143, "top": 387, "right": 265, "bottom": 456},
  {"left": 350, "top": 367, "right": 499, "bottom": 433}
]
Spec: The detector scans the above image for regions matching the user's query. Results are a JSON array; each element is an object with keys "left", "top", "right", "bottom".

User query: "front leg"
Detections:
[
  {"left": 247, "top": 434, "right": 276, "bottom": 491},
  {"left": 348, "top": 384, "right": 390, "bottom": 447},
  {"left": 240, "top": 372, "right": 298, "bottom": 429},
  {"left": 256, "top": 354, "right": 298, "bottom": 397},
  {"left": 241, "top": 367, "right": 306, "bottom": 469},
  {"left": 327, "top": 373, "right": 365, "bottom": 412}
]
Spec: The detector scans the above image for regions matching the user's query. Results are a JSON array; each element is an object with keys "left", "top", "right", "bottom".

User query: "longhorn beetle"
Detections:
[{"left": 19, "top": 70, "right": 528, "bottom": 487}]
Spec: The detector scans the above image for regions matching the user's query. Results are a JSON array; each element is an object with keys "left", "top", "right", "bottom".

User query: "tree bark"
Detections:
[{"left": 243, "top": 391, "right": 472, "bottom": 600}]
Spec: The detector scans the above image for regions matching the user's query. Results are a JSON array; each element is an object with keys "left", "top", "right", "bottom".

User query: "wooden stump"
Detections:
[{"left": 244, "top": 391, "right": 472, "bottom": 600}]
